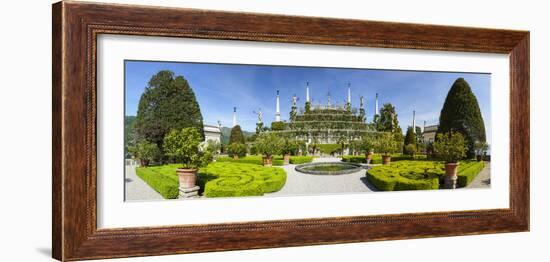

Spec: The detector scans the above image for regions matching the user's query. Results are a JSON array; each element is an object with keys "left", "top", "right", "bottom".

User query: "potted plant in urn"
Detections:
[
  {"left": 281, "top": 138, "right": 298, "bottom": 165},
  {"left": 254, "top": 132, "right": 283, "bottom": 167},
  {"left": 227, "top": 143, "right": 247, "bottom": 160},
  {"left": 163, "top": 127, "right": 212, "bottom": 189},
  {"left": 129, "top": 140, "right": 159, "bottom": 167},
  {"left": 474, "top": 141, "right": 489, "bottom": 161},
  {"left": 376, "top": 132, "right": 398, "bottom": 165},
  {"left": 433, "top": 131, "right": 467, "bottom": 189},
  {"left": 361, "top": 133, "right": 377, "bottom": 164}
]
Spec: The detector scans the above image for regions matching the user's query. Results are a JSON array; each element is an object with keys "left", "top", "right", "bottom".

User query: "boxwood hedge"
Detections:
[
  {"left": 289, "top": 156, "right": 314, "bottom": 164},
  {"left": 342, "top": 154, "right": 427, "bottom": 164},
  {"left": 198, "top": 162, "right": 287, "bottom": 197},
  {"left": 366, "top": 160, "right": 486, "bottom": 191},
  {"left": 457, "top": 161, "right": 485, "bottom": 187},
  {"left": 217, "top": 155, "right": 284, "bottom": 166},
  {"left": 135, "top": 164, "right": 180, "bottom": 199}
]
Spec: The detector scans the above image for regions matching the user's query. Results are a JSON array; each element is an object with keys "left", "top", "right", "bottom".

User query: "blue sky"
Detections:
[{"left": 125, "top": 60, "right": 491, "bottom": 143}]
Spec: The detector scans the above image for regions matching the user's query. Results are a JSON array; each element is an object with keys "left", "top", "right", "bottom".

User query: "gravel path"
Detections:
[
  {"left": 465, "top": 162, "right": 491, "bottom": 189},
  {"left": 266, "top": 157, "right": 375, "bottom": 197},
  {"left": 124, "top": 165, "right": 163, "bottom": 201}
]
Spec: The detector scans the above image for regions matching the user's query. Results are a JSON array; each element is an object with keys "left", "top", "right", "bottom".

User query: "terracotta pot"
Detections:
[
  {"left": 283, "top": 154, "right": 290, "bottom": 165},
  {"left": 262, "top": 156, "right": 273, "bottom": 167},
  {"left": 444, "top": 162, "right": 459, "bottom": 189},
  {"left": 176, "top": 168, "right": 197, "bottom": 189},
  {"left": 140, "top": 159, "right": 150, "bottom": 167},
  {"left": 476, "top": 155, "right": 483, "bottom": 161},
  {"left": 365, "top": 152, "right": 374, "bottom": 160},
  {"left": 233, "top": 154, "right": 239, "bottom": 160},
  {"left": 382, "top": 155, "right": 391, "bottom": 165}
]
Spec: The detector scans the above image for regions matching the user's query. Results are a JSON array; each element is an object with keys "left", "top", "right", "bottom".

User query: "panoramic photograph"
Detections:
[{"left": 124, "top": 60, "right": 491, "bottom": 201}]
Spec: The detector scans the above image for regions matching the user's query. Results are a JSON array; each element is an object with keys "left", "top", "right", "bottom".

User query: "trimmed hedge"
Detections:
[
  {"left": 289, "top": 156, "right": 314, "bottom": 164},
  {"left": 457, "top": 161, "right": 485, "bottom": 187},
  {"left": 366, "top": 160, "right": 486, "bottom": 191},
  {"left": 317, "top": 144, "right": 341, "bottom": 155},
  {"left": 217, "top": 155, "right": 284, "bottom": 166},
  {"left": 366, "top": 161, "right": 442, "bottom": 191},
  {"left": 342, "top": 154, "right": 428, "bottom": 164},
  {"left": 135, "top": 164, "right": 179, "bottom": 199},
  {"left": 198, "top": 162, "right": 287, "bottom": 197}
]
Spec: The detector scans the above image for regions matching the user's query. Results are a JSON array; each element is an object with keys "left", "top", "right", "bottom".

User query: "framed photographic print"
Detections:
[{"left": 52, "top": 1, "right": 529, "bottom": 261}]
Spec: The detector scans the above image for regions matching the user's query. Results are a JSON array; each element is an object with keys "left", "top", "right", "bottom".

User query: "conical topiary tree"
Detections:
[
  {"left": 437, "top": 78, "right": 486, "bottom": 158},
  {"left": 229, "top": 125, "right": 246, "bottom": 145},
  {"left": 135, "top": 70, "right": 205, "bottom": 155}
]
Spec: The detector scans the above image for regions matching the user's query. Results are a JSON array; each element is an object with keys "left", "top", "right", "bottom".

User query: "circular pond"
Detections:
[{"left": 295, "top": 162, "right": 363, "bottom": 175}]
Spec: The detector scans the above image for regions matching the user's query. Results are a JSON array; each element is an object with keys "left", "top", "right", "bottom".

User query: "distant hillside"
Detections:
[{"left": 220, "top": 126, "right": 254, "bottom": 144}]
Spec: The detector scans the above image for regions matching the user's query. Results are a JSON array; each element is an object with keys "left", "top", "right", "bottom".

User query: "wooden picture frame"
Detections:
[{"left": 52, "top": 1, "right": 529, "bottom": 261}]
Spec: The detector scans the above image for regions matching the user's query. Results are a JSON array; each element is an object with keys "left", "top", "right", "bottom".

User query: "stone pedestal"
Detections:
[
  {"left": 179, "top": 186, "right": 200, "bottom": 199},
  {"left": 444, "top": 175, "right": 457, "bottom": 189}
]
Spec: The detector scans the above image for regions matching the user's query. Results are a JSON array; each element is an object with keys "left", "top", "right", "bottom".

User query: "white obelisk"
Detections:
[
  {"left": 275, "top": 90, "right": 281, "bottom": 122},
  {"left": 347, "top": 85, "right": 351, "bottom": 104},
  {"left": 306, "top": 82, "right": 310, "bottom": 102},
  {"left": 412, "top": 110, "right": 416, "bottom": 133},
  {"left": 232, "top": 107, "right": 237, "bottom": 127},
  {"left": 375, "top": 93, "right": 379, "bottom": 115}
]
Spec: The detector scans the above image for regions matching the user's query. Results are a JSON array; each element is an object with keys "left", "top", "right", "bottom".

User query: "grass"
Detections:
[
  {"left": 135, "top": 162, "right": 288, "bottom": 199},
  {"left": 366, "top": 160, "right": 486, "bottom": 191},
  {"left": 217, "top": 155, "right": 314, "bottom": 166}
]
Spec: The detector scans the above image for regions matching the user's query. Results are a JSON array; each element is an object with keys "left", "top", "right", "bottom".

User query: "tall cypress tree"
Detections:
[
  {"left": 437, "top": 77, "right": 486, "bottom": 157},
  {"left": 404, "top": 126, "right": 416, "bottom": 146},
  {"left": 229, "top": 125, "right": 246, "bottom": 145},
  {"left": 135, "top": 70, "right": 204, "bottom": 152}
]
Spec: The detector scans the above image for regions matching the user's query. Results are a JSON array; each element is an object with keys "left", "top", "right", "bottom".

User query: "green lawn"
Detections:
[
  {"left": 366, "top": 160, "right": 486, "bottom": 191},
  {"left": 135, "top": 162, "right": 288, "bottom": 199}
]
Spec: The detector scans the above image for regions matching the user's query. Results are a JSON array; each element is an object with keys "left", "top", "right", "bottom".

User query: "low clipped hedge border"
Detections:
[
  {"left": 217, "top": 155, "right": 314, "bottom": 166},
  {"left": 289, "top": 156, "right": 314, "bottom": 164},
  {"left": 217, "top": 155, "right": 284, "bottom": 166},
  {"left": 198, "top": 162, "right": 287, "bottom": 197},
  {"left": 342, "top": 154, "right": 427, "bottom": 164},
  {"left": 366, "top": 161, "right": 442, "bottom": 191},
  {"left": 135, "top": 164, "right": 179, "bottom": 199},
  {"left": 457, "top": 161, "right": 485, "bottom": 187},
  {"left": 366, "top": 160, "right": 486, "bottom": 191}
]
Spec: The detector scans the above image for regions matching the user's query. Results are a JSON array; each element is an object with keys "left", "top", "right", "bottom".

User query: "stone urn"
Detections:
[
  {"left": 283, "top": 154, "right": 290, "bottom": 165},
  {"left": 382, "top": 155, "right": 392, "bottom": 165},
  {"left": 444, "top": 162, "right": 459, "bottom": 189},
  {"left": 176, "top": 168, "right": 197, "bottom": 189},
  {"left": 365, "top": 151, "right": 374, "bottom": 164},
  {"left": 262, "top": 156, "right": 273, "bottom": 167},
  {"left": 140, "top": 159, "right": 150, "bottom": 167}
]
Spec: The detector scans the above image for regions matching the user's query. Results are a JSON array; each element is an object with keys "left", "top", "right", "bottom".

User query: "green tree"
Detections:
[
  {"left": 124, "top": 116, "right": 137, "bottom": 158},
  {"left": 254, "top": 133, "right": 284, "bottom": 159},
  {"left": 135, "top": 70, "right": 204, "bottom": 154},
  {"left": 376, "top": 103, "right": 400, "bottom": 132},
  {"left": 271, "top": 121, "right": 285, "bottom": 131},
  {"left": 163, "top": 128, "right": 211, "bottom": 169},
  {"left": 227, "top": 143, "right": 247, "bottom": 158},
  {"left": 404, "top": 126, "right": 416, "bottom": 146},
  {"left": 437, "top": 78, "right": 486, "bottom": 157},
  {"left": 129, "top": 140, "right": 160, "bottom": 167},
  {"left": 376, "top": 132, "right": 398, "bottom": 155},
  {"left": 433, "top": 131, "right": 467, "bottom": 163},
  {"left": 229, "top": 125, "right": 246, "bottom": 145},
  {"left": 360, "top": 133, "right": 377, "bottom": 153}
]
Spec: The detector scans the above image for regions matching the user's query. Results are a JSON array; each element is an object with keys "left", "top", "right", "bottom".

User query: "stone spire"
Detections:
[
  {"left": 347, "top": 83, "right": 351, "bottom": 104},
  {"left": 375, "top": 93, "right": 379, "bottom": 116},
  {"left": 306, "top": 82, "right": 310, "bottom": 102},
  {"left": 412, "top": 110, "right": 416, "bottom": 134},
  {"left": 327, "top": 92, "right": 331, "bottom": 107},
  {"left": 275, "top": 90, "right": 281, "bottom": 122},
  {"left": 232, "top": 107, "right": 237, "bottom": 127}
]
